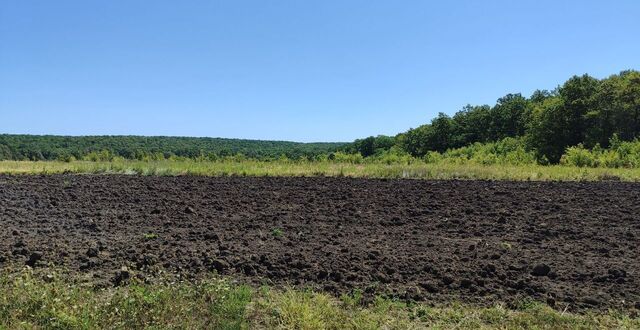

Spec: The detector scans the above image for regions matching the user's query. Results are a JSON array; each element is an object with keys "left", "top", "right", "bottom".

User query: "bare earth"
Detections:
[{"left": 0, "top": 174, "right": 638, "bottom": 310}]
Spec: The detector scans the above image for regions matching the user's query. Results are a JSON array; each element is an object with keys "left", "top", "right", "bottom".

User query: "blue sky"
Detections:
[{"left": 1, "top": 1, "right": 639, "bottom": 142}]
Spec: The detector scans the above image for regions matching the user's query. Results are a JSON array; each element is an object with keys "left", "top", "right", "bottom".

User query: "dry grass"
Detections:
[{"left": 2, "top": 160, "right": 640, "bottom": 181}]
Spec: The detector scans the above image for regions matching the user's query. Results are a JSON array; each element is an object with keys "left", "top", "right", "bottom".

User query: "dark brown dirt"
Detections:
[{"left": 1, "top": 174, "right": 639, "bottom": 310}]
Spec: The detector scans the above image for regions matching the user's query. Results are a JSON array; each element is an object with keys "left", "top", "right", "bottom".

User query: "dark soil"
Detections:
[{"left": 1, "top": 174, "right": 639, "bottom": 310}]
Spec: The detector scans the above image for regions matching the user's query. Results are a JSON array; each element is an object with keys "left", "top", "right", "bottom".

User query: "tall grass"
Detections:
[
  {"left": 2, "top": 159, "right": 640, "bottom": 181},
  {"left": 0, "top": 269, "right": 637, "bottom": 329}
]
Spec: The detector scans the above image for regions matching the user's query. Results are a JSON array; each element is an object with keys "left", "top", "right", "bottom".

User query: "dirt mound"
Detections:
[{"left": 1, "top": 175, "right": 638, "bottom": 310}]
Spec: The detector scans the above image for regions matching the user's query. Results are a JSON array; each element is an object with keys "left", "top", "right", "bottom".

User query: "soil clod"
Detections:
[
  {"left": 531, "top": 264, "right": 551, "bottom": 277},
  {"left": 0, "top": 174, "right": 638, "bottom": 311}
]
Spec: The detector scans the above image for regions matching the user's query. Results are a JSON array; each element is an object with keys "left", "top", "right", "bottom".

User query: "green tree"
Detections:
[
  {"left": 558, "top": 74, "right": 600, "bottom": 147},
  {"left": 429, "top": 113, "right": 456, "bottom": 152},
  {"left": 527, "top": 96, "right": 566, "bottom": 163},
  {"left": 355, "top": 137, "right": 375, "bottom": 157},
  {"left": 618, "top": 70, "right": 640, "bottom": 140},
  {"left": 590, "top": 75, "right": 622, "bottom": 147},
  {"left": 400, "top": 125, "right": 432, "bottom": 157},
  {"left": 452, "top": 105, "right": 492, "bottom": 145},
  {"left": 490, "top": 93, "right": 530, "bottom": 139}
]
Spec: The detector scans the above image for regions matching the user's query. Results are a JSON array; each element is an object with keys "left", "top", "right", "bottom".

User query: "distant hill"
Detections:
[{"left": 0, "top": 134, "right": 347, "bottom": 161}]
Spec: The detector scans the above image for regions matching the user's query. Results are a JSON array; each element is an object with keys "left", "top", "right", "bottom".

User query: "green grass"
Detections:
[
  {"left": 3, "top": 159, "right": 640, "bottom": 181},
  {"left": 0, "top": 269, "right": 638, "bottom": 329},
  {"left": 142, "top": 233, "right": 158, "bottom": 240},
  {"left": 271, "top": 228, "right": 284, "bottom": 237}
]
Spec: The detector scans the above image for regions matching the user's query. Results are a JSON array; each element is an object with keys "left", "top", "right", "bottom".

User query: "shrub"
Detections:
[
  {"left": 561, "top": 144, "right": 598, "bottom": 167},
  {"left": 332, "top": 152, "right": 364, "bottom": 164}
]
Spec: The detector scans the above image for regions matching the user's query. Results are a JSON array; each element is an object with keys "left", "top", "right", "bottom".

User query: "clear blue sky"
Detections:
[{"left": 1, "top": 1, "right": 639, "bottom": 142}]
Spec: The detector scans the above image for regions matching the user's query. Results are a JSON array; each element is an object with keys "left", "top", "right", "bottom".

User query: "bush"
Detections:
[
  {"left": 423, "top": 151, "right": 443, "bottom": 164},
  {"left": 560, "top": 138, "right": 640, "bottom": 168},
  {"left": 434, "top": 138, "right": 537, "bottom": 166},
  {"left": 561, "top": 144, "right": 598, "bottom": 167},
  {"left": 332, "top": 152, "right": 364, "bottom": 164},
  {"left": 370, "top": 147, "right": 415, "bottom": 165},
  {"left": 83, "top": 150, "right": 114, "bottom": 162},
  {"left": 56, "top": 153, "right": 76, "bottom": 162}
]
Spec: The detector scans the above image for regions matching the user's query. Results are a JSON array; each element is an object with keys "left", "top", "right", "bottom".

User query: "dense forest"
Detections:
[
  {"left": 1, "top": 70, "right": 638, "bottom": 165},
  {"left": 0, "top": 135, "right": 346, "bottom": 161},
  {"left": 351, "top": 70, "right": 640, "bottom": 164}
]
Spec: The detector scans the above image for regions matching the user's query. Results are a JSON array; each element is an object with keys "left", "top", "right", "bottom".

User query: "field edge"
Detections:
[
  {"left": 1, "top": 268, "right": 638, "bottom": 329},
  {"left": 3, "top": 160, "right": 640, "bottom": 181}
]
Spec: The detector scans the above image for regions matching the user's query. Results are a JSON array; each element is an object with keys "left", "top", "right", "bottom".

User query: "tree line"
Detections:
[
  {"left": 350, "top": 70, "right": 640, "bottom": 164},
  {"left": 1, "top": 70, "right": 638, "bottom": 164},
  {"left": 0, "top": 135, "right": 346, "bottom": 161}
]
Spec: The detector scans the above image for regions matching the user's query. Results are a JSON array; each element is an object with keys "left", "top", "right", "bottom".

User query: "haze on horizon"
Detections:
[{"left": 1, "top": 0, "right": 639, "bottom": 142}]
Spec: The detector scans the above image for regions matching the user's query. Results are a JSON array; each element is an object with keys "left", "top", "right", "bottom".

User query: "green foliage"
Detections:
[
  {"left": 271, "top": 228, "right": 283, "bottom": 237},
  {"left": 0, "top": 270, "right": 637, "bottom": 329},
  {"left": 4, "top": 157, "right": 640, "bottom": 181},
  {"left": 439, "top": 138, "right": 537, "bottom": 166},
  {"left": 373, "top": 70, "right": 640, "bottom": 164},
  {"left": 527, "top": 95, "right": 566, "bottom": 163},
  {"left": 0, "top": 135, "right": 346, "bottom": 162},
  {"left": 368, "top": 146, "right": 415, "bottom": 165},
  {"left": 56, "top": 153, "right": 76, "bottom": 162},
  {"left": 0, "top": 270, "right": 253, "bottom": 329},
  {"left": 561, "top": 144, "right": 599, "bottom": 167},
  {"left": 1, "top": 70, "right": 638, "bottom": 166},
  {"left": 351, "top": 135, "right": 395, "bottom": 157},
  {"left": 83, "top": 149, "right": 115, "bottom": 162},
  {"left": 331, "top": 151, "right": 364, "bottom": 164},
  {"left": 491, "top": 93, "right": 531, "bottom": 139},
  {"left": 423, "top": 151, "right": 444, "bottom": 164},
  {"left": 561, "top": 137, "right": 640, "bottom": 168},
  {"left": 143, "top": 233, "right": 158, "bottom": 240}
]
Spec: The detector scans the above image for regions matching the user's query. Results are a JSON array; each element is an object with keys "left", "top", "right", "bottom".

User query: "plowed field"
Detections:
[{"left": 1, "top": 175, "right": 638, "bottom": 310}]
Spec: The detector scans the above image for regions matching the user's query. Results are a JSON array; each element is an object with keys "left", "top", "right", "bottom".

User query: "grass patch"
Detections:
[
  {"left": 0, "top": 270, "right": 251, "bottom": 329},
  {"left": 0, "top": 269, "right": 638, "bottom": 329},
  {"left": 271, "top": 228, "right": 284, "bottom": 237},
  {"left": 2, "top": 159, "right": 640, "bottom": 181},
  {"left": 142, "top": 233, "right": 158, "bottom": 240}
]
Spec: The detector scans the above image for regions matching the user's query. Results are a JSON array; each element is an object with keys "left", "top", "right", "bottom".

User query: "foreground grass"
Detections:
[
  {"left": 2, "top": 160, "right": 640, "bottom": 181},
  {"left": 0, "top": 270, "right": 638, "bottom": 329}
]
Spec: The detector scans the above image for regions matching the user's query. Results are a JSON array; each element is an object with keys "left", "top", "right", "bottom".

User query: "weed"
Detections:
[
  {"left": 500, "top": 242, "right": 513, "bottom": 250},
  {"left": 271, "top": 228, "right": 283, "bottom": 237},
  {"left": 143, "top": 233, "right": 158, "bottom": 240}
]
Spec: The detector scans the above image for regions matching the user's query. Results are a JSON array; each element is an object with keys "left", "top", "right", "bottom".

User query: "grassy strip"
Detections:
[
  {"left": 3, "top": 160, "right": 640, "bottom": 181},
  {"left": 0, "top": 270, "right": 638, "bottom": 329}
]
